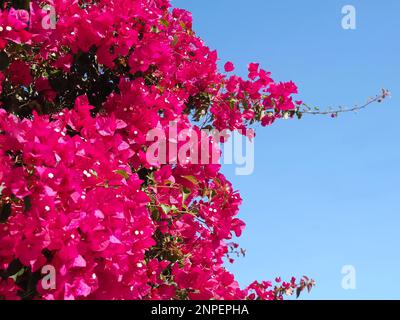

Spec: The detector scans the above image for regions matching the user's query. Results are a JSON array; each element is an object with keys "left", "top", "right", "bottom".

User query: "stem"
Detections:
[{"left": 301, "top": 89, "right": 390, "bottom": 116}]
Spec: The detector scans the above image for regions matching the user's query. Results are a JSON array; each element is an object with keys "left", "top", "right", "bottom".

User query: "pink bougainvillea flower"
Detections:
[
  {"left": 0, "top": 8, "right": 32, "bottom": 45},
  {"left": 0, "top": 0, "right": 311, "bottom": 301},
  {"left": 7, "top": 60, "right": 33, "bottom": 87},
  {"left": 248, "top": 62, "right": 260, "bottom": 80},
  {"left": 224, "top": 61, "right": 235, "bottom": 72},
  {"left": 35, "top": 77, "right": 57, "bottom": 102}
]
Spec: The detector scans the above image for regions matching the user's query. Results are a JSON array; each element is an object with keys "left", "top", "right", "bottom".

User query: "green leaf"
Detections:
[
  {"left": 182, "top": 175, "right": 198, "bottom": 185},
  {"left": 0, "top": 203, "right": 12, "bottom": 223},
  {"left": 160, "top": 18, "right": 169, "bottom": 27},
  {"left": 296, "top": 111, "right": 303, "bottom": 120},
  {"left": 171, "top": 35, "right": 179, "bottom": 46},
  {"left": 3, "top": 259, "right": 23, "bottom": 278},
  {"left": 161, "top": 204, "right": 172, "bottom": 214},
  {"left": 0, "top": 51, "right": 10, "bottom": 71},
  {"left": 296, "top": 287, "right": 302, "bottom": 299},
  {"left": 161, "top": 204, "right": 178, "bottom": 214},
  {"left": 182, "top": 187, "right": 191, "bottom": 208},
  {"left": 150, "top": 207, "right": 160, "bottom": 220},
  {"left": 23, "top": 196, "right": 31, "bottom": 212},
  {"left": 89, "top": 169, "right": 98, "bottom": 178},
  {"left": 10, "top": 267, "right": 25, "bottom": 281},
  {"left": 115, "top": 169, "right": 129, "bottom": 179}
]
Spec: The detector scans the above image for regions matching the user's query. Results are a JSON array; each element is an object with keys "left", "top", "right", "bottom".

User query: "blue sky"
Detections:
[{"left": 172, "top": 0, "right": 400, "bottom": 299}]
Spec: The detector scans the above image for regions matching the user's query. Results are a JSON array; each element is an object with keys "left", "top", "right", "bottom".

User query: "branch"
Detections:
[{"left": 300, "top": 88, "right": 391, "bottom": 117}]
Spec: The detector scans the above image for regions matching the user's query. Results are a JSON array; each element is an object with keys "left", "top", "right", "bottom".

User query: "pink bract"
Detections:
[{"left": 0, "top": 0, "right": 313, "bottom": 300}]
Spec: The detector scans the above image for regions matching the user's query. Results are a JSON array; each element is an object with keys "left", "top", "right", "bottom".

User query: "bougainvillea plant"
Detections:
[{"left": 0, "top": 0, "right": 388, "bottom": 300}]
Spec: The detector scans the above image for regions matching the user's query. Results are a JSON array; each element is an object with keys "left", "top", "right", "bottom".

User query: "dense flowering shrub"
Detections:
[{"left": 0, "top": 0, "right": 320, "bottom": 300}]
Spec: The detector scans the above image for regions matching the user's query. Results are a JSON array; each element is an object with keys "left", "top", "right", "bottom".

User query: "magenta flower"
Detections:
[
  {"left": 0, "top": 0, "right": 312, "bottom": 300},
  {"left": 224, "top": 61, "right": 235, "bottom": 72}
]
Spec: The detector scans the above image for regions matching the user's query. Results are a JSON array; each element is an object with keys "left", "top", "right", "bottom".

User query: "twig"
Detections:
[{"left": 301, "top": 89, "right": 391, "bottom": 116}]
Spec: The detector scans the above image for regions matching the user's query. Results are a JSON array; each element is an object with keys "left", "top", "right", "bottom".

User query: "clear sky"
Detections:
[{"left": 172, "top": 0, "right": 400, "bottom": 299}]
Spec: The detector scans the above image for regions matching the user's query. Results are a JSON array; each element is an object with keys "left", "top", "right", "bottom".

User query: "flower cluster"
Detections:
[{"left": 0, "top": 0, "right": 313, "bottom": 299}]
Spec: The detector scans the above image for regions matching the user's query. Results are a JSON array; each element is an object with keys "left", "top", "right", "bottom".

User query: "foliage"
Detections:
[{"left": 0, "top": 0, "right": 322, "bottom": 300}]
